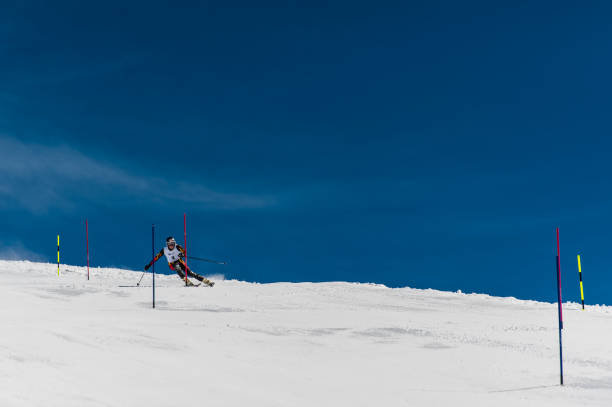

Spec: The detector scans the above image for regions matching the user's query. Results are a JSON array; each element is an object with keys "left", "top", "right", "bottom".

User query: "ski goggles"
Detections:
[{"left": 166, "top": 239, "right": 176, "bottom": 246}]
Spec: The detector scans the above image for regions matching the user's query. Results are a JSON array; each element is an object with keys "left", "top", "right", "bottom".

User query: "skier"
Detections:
[{"left": 144, "top": 236, "right": 215, "bottom": 287}]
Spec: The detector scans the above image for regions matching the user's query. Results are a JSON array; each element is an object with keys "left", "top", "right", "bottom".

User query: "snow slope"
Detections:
[{"left": 0, "top": 260, "right": 611, "bottom": 406}]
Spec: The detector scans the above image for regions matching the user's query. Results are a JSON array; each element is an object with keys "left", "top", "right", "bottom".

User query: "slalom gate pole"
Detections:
[
  {"left": 152, "top": 224, "right": 156, "bottom": 309},
  {"left": 188, "top": 256, "right": 228, "bottom": 265},
  {"left": 184, "top": 213, "right": 188, "bottom": 287},
  {"left": 86, "top": 219, "right": 90, "bottom": 280},
  {"left": 57, "top": 235, "right": 60, "bottom": 277},
  {"left": 556, "top": 228, "right": 564, "bottom": 386},
  {"left": 577, "top": 254, "right": 585, "bottom": 310}
]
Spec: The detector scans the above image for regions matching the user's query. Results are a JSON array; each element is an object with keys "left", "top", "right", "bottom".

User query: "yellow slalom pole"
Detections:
[
  {"left": 57, "top": 235, "right": 60, "bottom": 277},
  {"left": 577, "top": 254, "right": 584, "bottom": 310}
]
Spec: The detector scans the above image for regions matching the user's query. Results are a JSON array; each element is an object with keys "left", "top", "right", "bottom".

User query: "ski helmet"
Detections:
[{"left": 166, "top": 236, "right": 176, "bottom": 247}]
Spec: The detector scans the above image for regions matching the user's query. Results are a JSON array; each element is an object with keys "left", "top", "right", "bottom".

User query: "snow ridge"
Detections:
[{"left": 0, "top": 260, "right": 611, "bottom": 406}]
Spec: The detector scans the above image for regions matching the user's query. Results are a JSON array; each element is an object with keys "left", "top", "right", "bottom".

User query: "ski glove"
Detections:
[{"left": 144, "top": 264, "right": 151, "bottom": 271}]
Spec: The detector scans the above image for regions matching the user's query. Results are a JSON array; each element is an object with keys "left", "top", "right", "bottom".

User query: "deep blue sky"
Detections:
[{"left": 1, "top": 1, "right": 611, "bottom": 304}]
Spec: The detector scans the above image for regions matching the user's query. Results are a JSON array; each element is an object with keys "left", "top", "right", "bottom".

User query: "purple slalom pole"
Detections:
[
  {"left": 556, "top": 227, "right": 563, "bottom": 385},
  {"left": 152, "top": 224, "right": 156, "bottom": 309}
]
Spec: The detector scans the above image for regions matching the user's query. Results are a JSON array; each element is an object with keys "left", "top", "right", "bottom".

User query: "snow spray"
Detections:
[
  {"left": 577, "top": 255, "right": 585, "bottom": 310},
  {"left": 556, "top": 228, "right": 564, "bottom": 385}
]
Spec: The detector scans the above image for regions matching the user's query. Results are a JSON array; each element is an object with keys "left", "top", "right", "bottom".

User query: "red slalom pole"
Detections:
[
  {"left": 86, "top": 219, "right": 90, "bottom": 280},
  {"left": 556, "top": 227, "right": 564, "bottom": 385},
  {"left": 152, "top": 224, "right": 156, "bottom": 309},
  {"left": 184, "top": 213, "right": 188, "bottom": 287}
]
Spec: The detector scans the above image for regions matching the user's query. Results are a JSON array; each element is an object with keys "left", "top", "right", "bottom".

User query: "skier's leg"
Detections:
[
  {"left": 180, "top": 260, "right": 203, "bottom": 281},
  {"left": 169, "top": 262, "right": 186, "bottom": 279},
  {"left": 170, "top": 262, "right": 197, "bottom": 286},
  {"left": 180, "top": 260, "right": 214, "bottom": 286}
]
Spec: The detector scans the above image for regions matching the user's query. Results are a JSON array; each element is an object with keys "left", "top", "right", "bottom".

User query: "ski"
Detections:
[{"left": 185, "top": 278, "right": 200, "bottom": 287}]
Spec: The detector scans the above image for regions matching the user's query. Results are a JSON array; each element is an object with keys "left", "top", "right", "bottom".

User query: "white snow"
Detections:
[{"left": 1, "top": 260, "right": 611, "bottom": 406}]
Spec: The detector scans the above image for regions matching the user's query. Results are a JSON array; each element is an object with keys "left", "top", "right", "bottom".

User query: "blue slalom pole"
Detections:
[
  {"left": 152, "top": 224, "right": 156, "bottom": 309},
  {"left": 556, "top": 228, "right": 563, "bottom": 386}
]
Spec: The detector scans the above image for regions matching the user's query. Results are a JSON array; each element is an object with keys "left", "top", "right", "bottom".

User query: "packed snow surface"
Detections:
[{"left": 1, "top": 260, "right": 611, "bottom": 406}]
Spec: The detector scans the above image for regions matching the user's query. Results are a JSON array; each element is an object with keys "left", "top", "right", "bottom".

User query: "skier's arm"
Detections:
[
  {"left": 177, "top": 245, "right": 186, "bottom": 257},
  {"left": 144, "top": 249, "right": 164, "bottom": 270}
]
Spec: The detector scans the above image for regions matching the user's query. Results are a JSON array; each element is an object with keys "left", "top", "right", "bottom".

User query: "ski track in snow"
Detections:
[{"left": 0, "top": 260, "right": 611, "bottom": 406}]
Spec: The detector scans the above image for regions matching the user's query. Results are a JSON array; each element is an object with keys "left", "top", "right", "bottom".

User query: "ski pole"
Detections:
[
  {"left": 139, "top": 252, "right": 159, "bottom": 286},
  {"left": 136, "top": 271, "right": 146, "bottom": 286},
  {"left": 186, "top": 255, "right": 228, "bottom": 265}
]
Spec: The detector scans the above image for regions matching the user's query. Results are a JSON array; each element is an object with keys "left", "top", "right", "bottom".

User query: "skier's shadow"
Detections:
[
  {"left": 488, "top": 384, "right": 558, "bottom": 393},
  {"left": 156, "top": 306, "right": 244, "bottom": 313}
]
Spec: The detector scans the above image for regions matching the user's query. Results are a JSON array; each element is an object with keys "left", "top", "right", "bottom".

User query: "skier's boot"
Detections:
[
  {"left": 202, "top": 278, "right": 215, "bottom": 287},
  {"left": 185, "top": 278, "right": 196, "bottom": 287}
]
